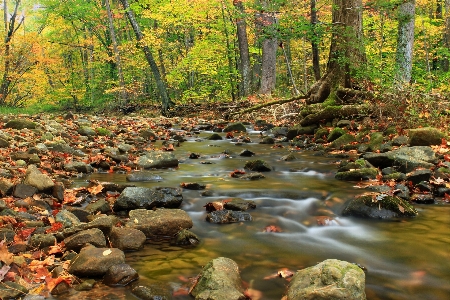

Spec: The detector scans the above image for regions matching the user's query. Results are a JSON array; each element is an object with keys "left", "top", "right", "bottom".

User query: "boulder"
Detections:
[
  {"left": 126, "top": 172, "right": 163, "bottom": 182},
  {"left": 109, "top": 227, "right": 146, "bottom": 251},
  {"left": 207, "top": 133, "right": 223, "bottom": 140},
  {"left": 132, "top": 283, "right": 172, "bottom": 300},
  {"left": 77, "top": 126, "right": 96, "bottom": 136},
  {"left": 29, "top": 234, "right": 57, "bottom": 250},
  {"left": 327, "top": 127, "right": 346, "bottom": 142},
  {"left": 286, "top": 259, "right": 366, "bottom": 300},
  {"left": 244, "top": 159, "right": 272, "bottom": 172},
  {"left": 5, "top": 119, "right": 37, "bottom": 129},
  {"left": 223, "top": 122, "right": 247, "bottom": 133},
  {"left": 367, "top": 132, "right": 384, "bottom": 152},
  {"left": 13, "top": 183, "right": 38, "bottom": 198},
  {"left": 103, "top": 263, "right": 139, "bottom": 286},
  {"left": 23, "top": 165, "right": 55, "bottom": 191},
  {"left": 223, "top": 198, "right": 256, "bottom": 211},
  {"left": 136, "top": 151, "right": 178, "bottom": 169},
  {"left": 55, "top": 210, "right": 81, "bottom": 228},
  {"left": 172, "top": 229, "right": 200, "bottom": 246},
  {"left": 126, "top": 209, "right": 193, "bottom": 239},
  {"left": 408, "top": 127, "right": 445, "bottom": 146},
  {"left": 191, "top": 257, "right": 245, "bottom": 300},
  {"left": 335, "top": 168, "right": 379, "bottom": 181},
  {"left": 342, "top": 193, "right": 418, "bottom": 219},
  {"left": 406, "top": 169, "right": 432, "bottom": 185},
  {"left": 64, "top": 162, "right": 94, "bottom": 173},
  {"left": 64, "top": 228, "right": 106, "bottom": 251},
  {"left": 68, "top": 246, "right": 125, "bottom": 277},
  {"left": 329, "top": 133, "right": 356, "bottom": 149},
  {"left": 113, "top": 187, "right": 183, "bottom": 211},
  {"left": 206, "top": 210, "right": 252, "bottom": 223},
  {"left": 0, "top": 178, "right": 13, "bottom": 196}
]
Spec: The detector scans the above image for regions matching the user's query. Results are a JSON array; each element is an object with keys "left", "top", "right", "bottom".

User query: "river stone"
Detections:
[
  {"left": 239, "top": 149, "right": 255, "bottom": 157},
  {"left": 13, "top": 183, "right": 38, "bottom": 198},
  {"left": 132, "top": 283, "right": 172, "bottom": 300},
  {"left": 285, "top": 259, "right": 366, "bottom": 300},
  {"left": 64, "top": 161, "right": 94, "bottom": 173},
  {"left": 342, "top": 193, "right": 418, "bottom": 219},
  {"left": 206, "top": 210, "right": 252, "bottom": 223},
  {"left": 23, "top": 165, "right": 55, "bottom": 191},
  {"left": 64, "top": 228, "right": 106, "bottom": 251},
  {"left": 103, "top": 263, "right": 139, "bottom": 286},
  {"left": 172, "top": 229, "right": 200, "bottom": 246},
  {"left": 0, "top": 137, "right": 9, "bottom": 147},
  {"left": 335, "top": 168, "right": 379, "bottom": 181},
  {"left": 85, "top": 199, "right": 111, "bottom": 214},
  {"left": 223, "top": 198, "right": 256, "bottom": 211},
  {"left": 126, "top": 171, "right": 163, "bottom": 182},
  {"left": 368, "top": 132, "right": 384, "bottom": 152},
  {"left": 0, "top": 281, "right": 28, "bottom": 299},
  {"left": 286, "top": 125, "right": 317, "bottom": 139},
  {"left": 77, "top": 126, "right": 96, "bottom": 136},
  {"left": 139, "top": 129, "right": 157, "bottom": 140},
  {"left": 68, "top": 246, "right": 125, "bottom": 277},
  {"left": 406, "top": 169, "right": 432, "bottom": 185},
  {"left": 109, "top": 227, "right": 146, "bottom": 251},
  {"left": 0, "top": 228, "right": 15, "bottom": 242},
  {"left": 190, "top": 257, "right": 245, "bottom": 300},
  {"left": 408, "top": 127, "right": 445, "bottom": 146},
  {"left": 239, "top": 172, "right": 265, "bottom": 180},
  {"left": 45, "top": 140, "right": 75, "bottom": 154},
  {"left": 55, "top": 210, "right": 81, "bottom": 228},
  {"left": 0, "top": 178, "right": 13, "bottom": 196},
  {"left": 84, "top": 215, "right": 114, "bottom": 235},
  {"left": 260, "top": 136, "right": 275, "bottom": 144},
  {"left": 327, "top": 127, "right": 346, "bottom": 142},
  {"left": 29, "top": 234, "right": 57, "bottom": 250},
  {"left": 126, "top": 209, "right": 193, "bottom": 239},
  {"left": 329, "top": 133, "right": 356, "bottom": 149},
  {"left": 136, "top": 151, "right": 179, "bottom": 169},
  {"left": 223, "top": 122, "right": 247, "bottom": 133},
  {"left": 244, "top": 159, "right": 272, "bottom": 172},
  {"left": 5, "top": 119, "right": 37, "bottom": 129},
  {"left": 113, "top": 187, "right": 183, "bottom": 211}
]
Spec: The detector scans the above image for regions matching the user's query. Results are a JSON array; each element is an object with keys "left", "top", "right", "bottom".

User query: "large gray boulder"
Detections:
[
  {"left": 286, "top": 259, "right": 366, "bottom": 300},
  {"left": 23, "top": 165, "right": 55, "bottom": 191},
  {"left": 191, "top": 257, "right": 246, "bottom": 300},
  {"left": 113, "top": 187, "right": 183, "bottom": 211},
  {"left": 64, "top": 228, "right": 107, "bottom": 251},
  {"left": 5, "top": 119, "right": 37, "bottom": 129},
  {"left": 68, "top": 246, "right": 125, "bottom": 277},
  {"left": 125, "top": 209, "right": 193, "bottom": 239},
  {"left": 109, "top": 227, "right": 146, "bottom": 251},
  {"left": 136, "top": 151, "right": 179, "bottom": 169}
]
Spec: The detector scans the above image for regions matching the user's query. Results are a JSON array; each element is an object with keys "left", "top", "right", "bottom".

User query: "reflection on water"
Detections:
[{"left": 76, "top": 129, "right": 450, "bottom": 299}]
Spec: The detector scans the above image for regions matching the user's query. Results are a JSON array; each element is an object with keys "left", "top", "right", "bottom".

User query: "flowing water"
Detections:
[{"left": 68, "top": 127, "right": 450, "bottom": 300}]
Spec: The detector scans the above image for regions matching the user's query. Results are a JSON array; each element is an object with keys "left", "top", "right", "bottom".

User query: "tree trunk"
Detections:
[
  {"left": 307, "top": 0, "right": 366, "bottom": 104},
  {"left": 395, "top": 0, "right": 415, "bottom": 87},
  {"left": 233, "top": 0, "right": 251, "bottom": 97},
  {"left": 221, "top": 3, "right": 236, "bottom": 102},
  {"left": 310, "top": 0, "right": 321, "bottom": 81},
  {"left": 119, "top": 0, "right": 171, "bottom": 114},
  {"left": 443, "top": 0, "right": 450, "bottom": 72},
  {"left": 258, "top": 12, "right": 278, "bottom": 95},
  {"left": 105, "top": 0, "right": 127, "bottom": 104}
]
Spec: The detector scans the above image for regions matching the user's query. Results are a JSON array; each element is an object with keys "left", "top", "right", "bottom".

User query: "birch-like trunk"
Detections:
[{"left": 395, "top": 0, "right": 416, "bottom": 87}]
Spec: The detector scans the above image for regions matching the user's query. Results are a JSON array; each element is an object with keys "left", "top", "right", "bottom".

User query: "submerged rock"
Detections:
[
  {"left": 244, "top": 159, "right": 272, "bottom": 172},
  {"left": 113, "top": 186, "right": 183, "bottom": 211},
  {"left": 136, "top": 151, "right": 179, "bottom": 169},
  {"left": 335, "top": 168, "right": 378, "bottom": 181},
  {"left": 206, "top": 210, "right": 252, "bottom": 223},
  {"left": 103, "top": 263, "right": 139, "bottom": 286}
]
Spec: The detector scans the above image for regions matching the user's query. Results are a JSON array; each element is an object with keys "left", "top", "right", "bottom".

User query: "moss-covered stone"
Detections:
[
  {"left": 408, "top": 127, "right": 446, "bottom": 146},
  {"left": 244, "top": 159, "right": 272, "bottom": 172},
  {"left": 207, "top": 133, "right": 223, "bottom": 140},
  {"left": 223, "top": 122, "right": 247, "bottom": 133},
  {"left": 329, "top": 133, "right": 356, "bottom": 149},
  {"left": 314, "top": 128, "right": 329, "bottom": 141},
  {"left": 96, "top": 127, "right": 112, "bottom": 136},
  {"left": 382, "top": 172, "right": 407, "bottom": 181},
  {"left": 335, "top": 168, "right": 378, "bottom": 181},
  {"left": 368, "top": 132, "right": 384, "bottom": 152},
  {"left": 327, "top": 128, "right": 346, "bottom": 142},
  {"left": 4, "top": 119, "right": 37, "bottom": 130}
]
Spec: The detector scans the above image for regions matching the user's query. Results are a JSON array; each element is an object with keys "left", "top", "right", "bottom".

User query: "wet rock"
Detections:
[
  {"left": 223, "top": 198, "right": 256, "bottom": 211},
  {"left": 406, "top": 169, "right": 432, "bottom": 185},
  {"left": 394, "top": 183, "right": 410, "bottom": 199},
  {"left": 29, "top": 234, "right": 57, "bottom": 250},
  {"left": 13, "top": 183, "right": 38, "bottom": 198},
  {"left": 52, "top": 182, "right": 65, "bottom": 202},
  {"left": 223, "top": 122, "right": 247, "bottom": 133},
  {"left": 64, "top": 161, "right": 94, "bottom": 173},
  {"left": 74, "top": 279, "right": 96, "bottom": 291},
  {"left": 280, "top": 153, "right": 296, "bottom": 161},
  {"left": 382, "top": 172, "right": 406, "bottom": 181},
  {"left": 139, "top": 129, "right": 157, "bottom": 140},
  {"left": 238, "top": 172, "right": 265, "bottom": 180},
  {"left": 342, "top": 193, "right": 418, "bottom": 219},
  {"left": 68, "top": 246, "right": 125, "bottom": 277},
  {"left": 286, "top": 125, "right": 317, "bottom": 139},
  {"left": 55, "top": 210, "right": 81, "bottom": 228},
  {"left": 85, "top": 199, "right": 111, "bottom": 214},
  {"left": 0, "top": 281, "right": 28, "bottom": 299},
  {"left": 23, "top": 165, "right": 54, "bottom": 191},
  {"left": 103, "top": 263, "right": 139, "bottom": 286},
  {"left": 260, "top": 136, "right": 275, "bottom": 144},
  {"left": 0, "top": 178, "right": 14, "bottom": 196},
  {"left": 392, "top": 135, "right": 409, "bottom": 146},
  {"left": 132, "top": 283, "right": 172, "bottom": 300},
  {"left": 207, "top": 133, "right": 223, "bottom": 140},
  {"left": 410, "top": 194, "right": 435, "bottom": 204},
  {"left": 181, "top": 182, "right": 206, "bottom": 190},
  {"left": 45, "top": 140, "right": 75, "bottom": 154},
  {"left": 172, "top": 229, "right": 200, "bottom": 246},
  {"left": 136, "top": 151, "right": 178, "bottom": 169},
  {"left": 64, "top": 228, "right": 106, "bottom": 251},
  {"left": 113, "top": 187, "right": 183, "bottom": 211},
  {"left": 5, "top": 119, "right": 37, "bottom": 129},
  {"left": 206, "top": 210, "right": 252, "bottom": 223},
  {"left": 238, "top": 149, "right": 255, "bottom": 157},
  {"left": 126, "top": 208, "right": 193, "bottom": 239},
  {"left": 109, "top": 227, "right": 146, "bottom": 251},
  {"left": 335, "top": 168, "right": 378, "bottom": 181},
  {"left": 85, "top": 215, "right": 114, "bottom": 235},
  {"left": 126, "top": 172, "right": 163, "bottom": 182},
  {"left": 244, "top": 159, "right": 272, "bottom": 172},
  {"left": 285, "top": 259, "right": 366, "bottom": 300},
  {"left": 408, "top": 127, "right": 446, "bottom": 146},
  {"left": 50, "top": 280, "right": 71, "bottom": 295},
  {"left": 191, "top": 257, "right": 245, "bottom": 300},
  {"left": 367, "top": 132, "right": 384, "bottom": 152},
  {"left": 66, "top": 207, "right": 90, "bottom": 223},
  {"left": 327, "top": 127, "right": 346, "bottom": 142}
]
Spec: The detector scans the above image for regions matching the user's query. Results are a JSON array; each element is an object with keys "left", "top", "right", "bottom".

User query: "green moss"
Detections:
[
  {"left": 335, "top": 168, "right": 378, "bottom": 181},
  {"left": 96, "top": 127, "right": 111, "bottom": 136}
]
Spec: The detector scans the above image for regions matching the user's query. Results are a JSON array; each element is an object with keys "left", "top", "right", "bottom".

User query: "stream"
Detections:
[{"left": 66, "top": 126, "right": 450, "bottom": 300}]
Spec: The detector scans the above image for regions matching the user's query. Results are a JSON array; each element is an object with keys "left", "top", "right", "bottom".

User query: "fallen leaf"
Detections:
[
  {"left": 103, "top": 249, "right": 112, "bottom": 256},
  {"left": 263, "top": 225, "right": 282, "bottom": 232},
  {"left": 88, "top": 184, "right": 104, "bottom": 195},
  {"left": 0, "top": 241, "right": 14, "bottom": 265},
  {"left": 0, "top": 264, "right": 11, "bottom": 281},
  {"left": 204, "top": 201, "right": 224, "bottom": 212},
  {"left": 398, "top": 204, "right": 405, "bottom": 213}
]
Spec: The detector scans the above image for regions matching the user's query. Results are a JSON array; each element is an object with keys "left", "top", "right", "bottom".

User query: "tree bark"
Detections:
[
  {"left": 258, "top": 11, "right": 278, "bottom": 95},
  {"left": 310, "top": 0, "right": 321, "bottom": 81},
  {"left": 233, "top": 0, "right": 251, "bottom": 97},
  {"left": 307, "top": 0, "right": 366, "bottom": 104},
  {"left": 395, "top": 0, "right": 415, "bottom": 87},
  {"left": 119, "top": 0, "right": 171, "bottom": 114},
  {"left": 443, "top": 0, "right": 450, "bottom": 72}
]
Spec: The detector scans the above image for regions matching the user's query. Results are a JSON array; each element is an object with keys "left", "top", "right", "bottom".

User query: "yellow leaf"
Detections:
[{"left": 103, "top": 249, "right": 112, "bottom": 256}]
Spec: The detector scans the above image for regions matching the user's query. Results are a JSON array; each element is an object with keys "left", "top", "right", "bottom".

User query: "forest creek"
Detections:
[{"left": 0, "top": 109, "right": 449, "bottom": 300}]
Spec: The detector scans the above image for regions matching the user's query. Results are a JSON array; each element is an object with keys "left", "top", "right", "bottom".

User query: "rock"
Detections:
[
  {"left": 280, "top": 153, "right": 296, "bottom": 161},
  {"left": 29, "top": 234, "right": 57, "bottom": 249},
  {"left": 103, "top": 263, "right": 139, "bottom": 286},
  {"left": 66, "top": 207, "right": 90, "bottom": 223},
  {"left": 52, "top": 182, "right": 65, "bottom": 202},
  {"left": 238, "top": 172, "right": 265, "bottom": 180},
  {"left": 109, "top": 227, "right": 146, "bottom": 251},
  {"left": 64, "top": 161, "right": 94, "bottom": 173},
  {"left": 139, "top": 129, "right": 157, "bottom": 140},
  {"left": 410, "top": 194, "right": 435, "bottom": 204},
  {"left": 329, "top": 133, "right": 356, "bottom": 149},
  {"left": 335, "top": 168, "right": 379, "bottom": 181},
  {"left": 5, "top": 119, "right": 37, "bottom": 129},
  {"left": 0, "top": 228, "right": 15, "bottom": 242},
  {"left": 77, "top": 126, "right": 96, "bottom": 136},
  {"left": 132, "top": 283, "right": 172, "bottom": 300},
  {"left": 68, "top": 246, "right": 125, "bottom": 277},
  {"left": 285, "top": 259, "right": 366, "bottom": 300},
  {"left": 244, "top": 159, "right": 272, "bottom": 172},
  {"left": 0, "top": 137, "right": 9, "bottom": 147},
  {"left": 181, "top": 182, "right": 206, "bottom": 190},
  {"left": 50, "top": 279, "right": 71, "bottom": 295},
  {"left": 223, "top": 122, "right": 247, "bottom": 133},
  {"left": 238, "top": 149, "right": 255, "bottom": 157},
  {"left": 408, "top": 127, "right": 445, "bottom": 146},
  {"left": 392, "top": 135, "right": 409, "bottom": 146},
  {"left": 13, "top": 183, "right": 38, "bottom": 198},
  {"left": 206, "top": 210, "right": 252, "bottom": 223},
  {"left": 286, "top": 125, "right": 317, "bottom": 139},
  {"left": 207, "top": 133, "right": 223, "bottom": 140},
  {"left": 84, "top": 215, "right": 114, "bottom": 235},
  {"left": 64, "top": 228, "right": 106, "bottom": 251},
  {"left": 172, "top": 229, "right": 200, "bottom": 246},
  {"left": 260, "top": 136, "right": 275, "bottom": 144},
  {"left": 327, "top": 128, "right": 346, "bottom": 142},
  {"left": 342, "top": 193, "right": 418, "bottom": 219},
  {"left": 85, "top": 199, "right": 111, "bottom": 214},
  {"left": 136, "top": 151, "right": 179, "bottom": 169},
  {"left": 191, "top": 257, "right": 245, "bottom": 300},
  {"left": 45, "top": 140, "right": 75, "bottom": 154},
  {"left": 113, "top": 187, "right": 183, "bottom": 211},
  {"left": 406, "top": 169, "right": 432, "bottom": 185},
  {"left": 367, "top": 132, "right": 384, "bottom": 152},
  {"left": 55, "top": 210, "right": 81, "bottom": 228},
  {"left": 126, "top": 209, "right": 193, "bottom": 239},
  {"left": 0, "top": 281, "right": 28, "bottom": 299},
  {"left": 0, "top": 178, "right": 14, "bottom": 196},
  {"left": 223, "top": 198, "right": 256, "bottom": 211},
  {"left": 23, "top": 165, "right": 55, "bottom": 191},
  {"left": 126, "top": 172, "right": 163, "bottom": 182}
]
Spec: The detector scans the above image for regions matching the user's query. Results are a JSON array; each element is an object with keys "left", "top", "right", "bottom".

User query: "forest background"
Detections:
[{"left": 0, "top": 0, "right": 449, "bottom": 129}]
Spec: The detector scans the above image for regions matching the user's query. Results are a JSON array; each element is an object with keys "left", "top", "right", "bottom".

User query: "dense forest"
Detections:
[{"left": 0, "top": 0, "right": 449, "bottom": 119}]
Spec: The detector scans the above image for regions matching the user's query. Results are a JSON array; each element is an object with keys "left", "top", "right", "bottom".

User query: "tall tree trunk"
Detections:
[
  {"left": 233, "top": 0, "right": 251, "bottom": 97},
  {"left": 221, "top": 3, "right": 236, "bottom": 102},
  {"left": 310, "top": 0, "right": 321, "bottom": 81},
  {"left": 443, "top": 0, "right": 450, "bottom": 72},
  {"left": 258, "top": 12, "right": 278, "bottom": 95},
  {"left": 119, "top": 0, "right": 171, "bottom": 114},
  {"left": 395, "top": 0, "right": 415, "bottom": 87},
  {"left": 106, "top": 0, "right": 127, "bottom": 104},
  {"left": 307, "top": 0, "right": 366, "bottom": 104}
]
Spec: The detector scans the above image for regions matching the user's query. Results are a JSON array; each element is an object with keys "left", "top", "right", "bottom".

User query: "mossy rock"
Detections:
[
  {"left": 327, "top": 128, "right": 346, "bottom": 142},
  {"left": 335, "top": 168, "right": 378, "bottom": 181},
  {"left": 329, "top": 133, "right": 356, "bottom": 149},
  {"left": 207, "top": 133, "right": 223, "bottom": 140},
  {"left": 5, "top": 119, "right": 37, "bottom": 130},
  {"left": 96, "top": 127, "right": 112, "bottom": 136},
  {"left": 342, "top": 193, "right": 418, "bottom": 219},
  {"left": 408, "top": 127, "right": 446, "bottom": 146},
  {"left": 223, "top": 122, "right": 247, "bottom": 133},
  {"left": 244, "top": 159, "right": 272, "bottom": 172},
  {"left": 368, "top": 132, "right": 384, "bottom": 152},
  {"left": 314, "top": 128, "right": 329, "bottom": 141},
  {"left": 382, "top": 172, "right": 407, "bottom": 181}
]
